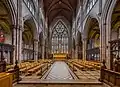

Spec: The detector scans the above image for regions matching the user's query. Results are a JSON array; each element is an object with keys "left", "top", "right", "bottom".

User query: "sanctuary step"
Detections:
[{"left": 14, "top": 82, "right": 104, "bottom": 87}]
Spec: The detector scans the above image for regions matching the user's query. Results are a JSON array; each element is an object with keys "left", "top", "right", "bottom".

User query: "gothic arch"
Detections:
[
  {"left": 83, "top": 15, "right": 100, "bottom": 39},
  {"left": 0, "top": 0, "right": 16, "bottom": 44},
  {"left": 102, "top": 0, "right": 120, "bottom": 69},
  {"left": 101, "top": 0, "right": 117, "bottom": 40},
  {"left": 0, "top": 0, "right": 16, "bottom": 64},
  {"left": 23, "top": 15, "right": 38, "bottom": 40},
  {"left": 83, "top": 16, "right": 100, "bottom": 61},
  {"left": 50, "top": 17, "right": 71, "bottom": 31},
  {"left": 50, "top": 19, "right": 70, "bottom": 39},
  {"left": 6, "top": 0, "right": 16, "bottom": 25},
  {"left": 51, "top": 20, "right": 69, "bottom": 53}
]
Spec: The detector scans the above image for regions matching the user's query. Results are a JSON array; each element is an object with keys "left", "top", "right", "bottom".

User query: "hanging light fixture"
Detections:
[{"left": 59, "top": 1, "right": 61, "bottom": 4}]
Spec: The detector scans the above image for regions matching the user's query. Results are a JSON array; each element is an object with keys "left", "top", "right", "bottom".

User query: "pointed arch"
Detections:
[
  {"left": 51, "top": 20, "right": 69, "bottom": 53},
  {"left": 23, "top": 15, "right": 38, "bottom": 40},
  {"left": 50, "top": 19, "right": 70, "bottom": 38}
]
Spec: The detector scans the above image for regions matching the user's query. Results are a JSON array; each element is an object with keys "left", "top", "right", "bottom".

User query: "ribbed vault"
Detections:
[{"left": 43, "top": 0, "right": 79, "bottom": 26}]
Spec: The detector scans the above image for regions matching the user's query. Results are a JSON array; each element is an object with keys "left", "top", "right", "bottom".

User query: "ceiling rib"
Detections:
[
  {"left": 47, "top": 0, "right": 60, "bottom": 14},
  {"left": 43, "top": 0, "right": 78, "bottom": 26},
  {"left": 48, "top": 8, "right": 71, "bottom": 16}
]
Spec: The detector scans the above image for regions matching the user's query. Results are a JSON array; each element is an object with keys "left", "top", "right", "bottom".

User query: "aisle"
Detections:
[{"left": 41, "top": 61, "right": 77, "bottom": 80}]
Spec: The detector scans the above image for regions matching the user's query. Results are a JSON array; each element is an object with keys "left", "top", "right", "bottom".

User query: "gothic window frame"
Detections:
[{"left": 51, "top": 21, "right": 69, "bottom": 54}]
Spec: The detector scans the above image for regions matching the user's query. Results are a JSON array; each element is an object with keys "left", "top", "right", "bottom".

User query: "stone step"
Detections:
[
  {"left": 14, "top": 83, "right": 103, "bottom": 87},
  {"left": 14, "top": 79, "right": 103, "bottom": 87}
]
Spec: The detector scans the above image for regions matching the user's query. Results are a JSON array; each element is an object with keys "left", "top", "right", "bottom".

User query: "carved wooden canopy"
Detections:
[{"left": 43, "top": 0, "right": 78, "bottom": 26}]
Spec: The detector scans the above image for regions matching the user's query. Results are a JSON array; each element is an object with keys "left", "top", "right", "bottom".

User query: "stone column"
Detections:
[
  {"left": 12, "top": 26, "right": 23, "bottom": 63},
  {"left": 12, "top": 25, "right": 23, "bottom": 64},
  {"left": 45, "top": 39, "right": 49, "bottom": 59},
  {"left": 42, "top": 38, "right": 45, "bottom": 59},
  {"left": 34, "top": 40, "right": 38, "bottom": 61},
  {"left": 48, "top": 38, "right": 52, "bottom": 57},
  {"left": 100, "top": 22, "right": 107, "bottom": 65},
  {"left": 75, "top": 44, "right": 78, "bottom": 59},
  {"left": 12, "top": 0, "right": 23, "bottom": 64},
  {"left": 101, "top": 22, "right": 111, "bottom": 69},
  {"left": 83, "top": 38, "right": 87, "bottom": 61},
  {"left": 12, "top": 25, "right": 17, "bottom": 65},
  {"left": 68, "top": 27, "right": 72, "bottom": 58},
  {"left": 18, "top": 27, "right": 23, "bottom": 63},
  {"left": 75, "top": 38, "right": 79, "bottom": 59},
  {"left": 49, "top": 39, "right": 52, "bottom": 54},
  {"left": 68, "top": 37, "right": 72, "bottom": 58}
]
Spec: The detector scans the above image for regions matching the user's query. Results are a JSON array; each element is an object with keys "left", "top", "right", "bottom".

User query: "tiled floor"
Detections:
[
  {"left": 74, "top": 68, "right": 100, "bottom": 80},
  {"left": 42, "top": 61, "right": 75, "bottom": 80}
]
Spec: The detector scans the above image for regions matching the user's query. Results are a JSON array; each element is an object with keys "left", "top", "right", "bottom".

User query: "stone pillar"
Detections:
[
  {"left": 83, "top": 38, "right": 87, "bottom": 61},
  {"left": 75, "top": 44, "right": 78, "bottom": 59},
  {"left": 12, "top": 25, "right": 23, "bottom": 64},
  {"left": 102, "top": 22, "right": 111, "bottom": 69},
  {"left": 12, "top": 25, "right": 17, "bottom": 65},
  {"left": 18, "top": 27, "right": 23, "bottom": 63},
  {"left": 75, "top": 37, "right": 79, "bottom": 59},
  {"left": 49, "top": 38, "right": 52, "bottom": 54},
  {"left": 100, "top": 22, "right": 107, "bottom": 67},
  {"left": 45, "top": 39, "right": 49, "bottom": 59},
  {"left": 34, "top": 40, "right": 38, "bottom": 61},
  {"left": 12, "top": 0, "right": 23, "bottom": 64},
  {"left": 42, "top": 38, "right": 45, "bottom": 59},
  {"left": 48, "top": 38, "right": 51, "bottom": 58},
  {"left": 68, "top": 27, "right": 72, "bottom": 58},
  {"left": 72, "top": 48, "right": 75, "bottom": 59},
  {"left": 68, "top": 37, "right": 72, "bottom": 58}
]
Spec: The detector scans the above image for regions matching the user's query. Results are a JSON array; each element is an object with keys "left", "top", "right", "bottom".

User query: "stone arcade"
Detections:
[{"left": 0, "top": 0, "right": 120, "bottom": 87}]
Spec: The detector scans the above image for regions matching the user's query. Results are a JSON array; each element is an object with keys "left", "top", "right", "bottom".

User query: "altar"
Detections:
[{"left": 53, "top": 53, "right": 67, "bottom": 60}]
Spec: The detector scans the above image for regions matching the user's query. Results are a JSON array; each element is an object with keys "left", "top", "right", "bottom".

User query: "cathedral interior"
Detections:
[{"left": 0, "top": 0, "right": 120, "bottom": 87}]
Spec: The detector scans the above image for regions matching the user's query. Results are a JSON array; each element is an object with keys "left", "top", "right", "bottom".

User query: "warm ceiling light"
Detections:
[{"left": 59, "top": 1, "right": 61, "bottom": 4}]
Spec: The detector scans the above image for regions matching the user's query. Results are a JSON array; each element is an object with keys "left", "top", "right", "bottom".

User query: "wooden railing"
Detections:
[
  {"left": 7, "top": 68, "right": 20, "bottom": 83},
  {"left": 100, "top": 68, "right": 120, "bottom": 86},
  {"left": 5, "top": 60, "right": 21, "bottom": 83}
]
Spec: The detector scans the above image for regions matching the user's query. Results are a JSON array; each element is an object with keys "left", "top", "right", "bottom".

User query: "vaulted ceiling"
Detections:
[
  {"left": 43, "top": 0, "right": 79, "bottom": 26},
  {"left": 0, "top": 0, "right": 12, "bottom": 34}
]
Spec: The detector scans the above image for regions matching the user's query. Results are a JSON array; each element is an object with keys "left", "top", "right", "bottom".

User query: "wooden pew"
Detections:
[
  {"left": 36, "top": 63, "right": 50, "bottom": 76},
  {"left": 72, "top": 62, "right": 84, "bottom": 70},
  {"left": 28, "top": 64, "right": 45, "bottom": 74},
  {"left": 69, "top": 60, "right": 100, "bottom": 71}
]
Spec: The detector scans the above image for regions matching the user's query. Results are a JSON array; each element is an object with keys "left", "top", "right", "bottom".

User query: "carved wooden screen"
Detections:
[{"left": 109, "top": 39, "right": 120, "bottom": 70}]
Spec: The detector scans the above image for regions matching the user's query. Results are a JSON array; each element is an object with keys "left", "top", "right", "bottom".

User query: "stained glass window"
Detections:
[{"left": 52, "top": 21, "right": 68, "bottom": 54}]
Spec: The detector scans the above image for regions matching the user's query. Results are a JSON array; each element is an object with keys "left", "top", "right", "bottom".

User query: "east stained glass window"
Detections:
[{"left": 52, "top": 21, "right": 68, "bottom": 54}]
